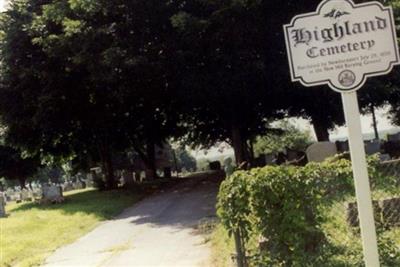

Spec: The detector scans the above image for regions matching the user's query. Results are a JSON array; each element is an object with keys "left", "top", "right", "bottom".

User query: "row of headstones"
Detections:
[
  {"left": 262, "top": 140, "right": 387, "bottom": 166},
  {"left": 347, "top": 198, "right": 400, "bottom": 228},
  {"left": 3, "top": 181, "right": 89, "bottom": 203},
  {"left": 0, "top": 184, "right": 65, "bottom": 217},
  {"left": 306, "top": 140, "right": 390, "bottom": 163},
  {"left": 61, "top": 181, "right": 90, "bottom": 192},
  {"left": 119, "top": 168, "right": 180, "bottom": 186},
  {"left": 3, "top": 188, "right": 42, "bottom": 203},
  {"left": 0, "top": 181, "right": 92, "bottom": 217}
]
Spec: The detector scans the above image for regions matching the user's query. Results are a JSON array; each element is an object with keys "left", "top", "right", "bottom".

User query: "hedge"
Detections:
[{"left": 217, "top": 155, "right": 400, "bottom": 266}]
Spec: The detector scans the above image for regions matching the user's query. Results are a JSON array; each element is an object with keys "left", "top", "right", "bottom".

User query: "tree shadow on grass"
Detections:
[
  {"left": 7, "top": 171, "right": 224, "bottom": 230},
  {"left": 6, "top": 176, "right": 203, "bottom": 220},
  {"left": 7, "top": 189, "right": 144, "bottom": 220}
]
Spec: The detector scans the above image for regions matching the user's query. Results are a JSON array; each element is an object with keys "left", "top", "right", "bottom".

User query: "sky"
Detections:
[
  {"left": 0, "top": 1, "right": 4, "bottom": 11},
  {"left": 195, "top": 107, "right": 399, "bottom": 160},
  {"left": 302, "top": 106, "right": 396, "bottom": 140}
]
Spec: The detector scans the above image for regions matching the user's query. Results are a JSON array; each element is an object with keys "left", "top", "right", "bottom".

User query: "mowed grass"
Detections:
[{"left": 1, "top": 188, "right": 143, "bottom": 267}]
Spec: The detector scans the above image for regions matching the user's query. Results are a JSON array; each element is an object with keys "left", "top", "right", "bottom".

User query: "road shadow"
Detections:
[{"left": 114, "top": 171, "right": 224, "bottom": 231}]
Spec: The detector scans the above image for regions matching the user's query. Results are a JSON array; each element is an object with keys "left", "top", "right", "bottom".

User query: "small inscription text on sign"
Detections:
[{"left": 284, "top": 0, "right": 400, "bottom": 92}]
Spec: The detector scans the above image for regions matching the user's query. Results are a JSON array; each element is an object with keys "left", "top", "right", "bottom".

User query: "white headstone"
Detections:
[
  {"left": 306, "top": 142, "right": 338, "bottom": 162},
  {"left": 122, "top": 171, "right": 134, "bottom": 186},
  {"left": 21, "top": 189, "right": 33, "bottom": 202},
  {"left": 42, "top": 185, "right": 63, "bottom": 203}
]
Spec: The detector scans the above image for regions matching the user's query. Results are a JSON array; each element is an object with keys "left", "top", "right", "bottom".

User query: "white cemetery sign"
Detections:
[
  {"left": 284, "top": 0, "right": 400, "bottom": 266},
  {"left": 284, "top": 0, "right": 399, "bottom": 92}
]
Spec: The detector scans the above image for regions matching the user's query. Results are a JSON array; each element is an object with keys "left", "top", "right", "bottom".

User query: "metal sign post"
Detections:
[
  {"left": 342, "top": 91, "right": 379, "bottom": 266},
  {"left": 283, "top": 0, "right": 400, "bottom": 266}
]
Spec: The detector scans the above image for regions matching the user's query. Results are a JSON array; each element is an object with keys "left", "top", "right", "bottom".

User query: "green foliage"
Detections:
[
  {"left": 217, "top": 171, "right": 252, "bottom": 240},
  {"left": 217, "top": 157, "right": 400, "bottom": 266},
  {"left": 175, "top": 147, "right": 197, "bottom": 171},
  {"left": 250, "top": 165, "right": 329, "bottom": 265},
  {"left": 34, "top": 165, "right": 66, "bottom": 184},
  {"left": 0, "top": 0, "right": 182, "bottom": 188},
  {"left": 254, "top": 121, "right": 313, "bottom": 155},
  {"left": 0, "top": 145, "right": 40, "bottom": 188}
]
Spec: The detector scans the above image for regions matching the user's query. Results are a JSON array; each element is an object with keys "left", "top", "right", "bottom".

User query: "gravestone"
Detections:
[
  {"left": 364, "top": 140, "right": 381, "bottom": 155},
  {"left": 32, "top": 188, "right": 42, "bottom": 200},
  {"left": 383, "top": 141, "right": 400, "bottom": 159},
  {"left": 336, "top": 140, "right": 349, "bottom": 153},
  {"left": 140, "top": 171, "right": 146, "bottom": 182},
  {"left": 347, "top": 201, "right": 381, "bottom": 227},
  {"left": 224, "top": 157, "right": 235, "bottom": 177},
  {"left": 21, "top": 189, "right": 33, "bottom": 202},
  {"left": 306, "top": 142, "right": 337, "bottom": 163},
  {"left": 382, "top": 198, "right": 400, "bottom": 226},
  {"left": 63, "top": 182, "right": 74, "bottom": 192},
  {"left": 42, "top": 185, "right": 64, "bottom": 203},
  {"left": 388, "top": 133, "right": 400, "bottom": 142},
  {"left": 287, "top": 149, "right": 301, "bottom": 161},
  {"left": 379, "top": 154, "right": 391, "bottom": 162},
  {"left": 15, "top": 191, "right": 22, "bottom": 203},
  {"left": 0, "top": 193, "right": 5, "bottom": 218},
  {"left": 86, "top": 180, "right": 94, "bottom": 188},
  {"left": 122, "top": 171, "right": 135, "bottom": 186},
  {"left": 73, "top": 181, "right": 84, "bottom": 190}
]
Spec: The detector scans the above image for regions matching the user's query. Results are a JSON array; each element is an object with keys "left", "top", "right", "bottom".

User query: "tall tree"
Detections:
[
  {"left": 173, "top": 0, "right": 283, "bottom": 165},
  {"left": 0, "top": 0, "right": 182, "bottom": 186}
]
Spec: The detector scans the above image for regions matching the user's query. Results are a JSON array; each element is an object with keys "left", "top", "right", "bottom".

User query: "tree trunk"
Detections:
[
  {"left": 371, "top": 105, "right": 379, "bottom": 140},
  {"left": 248, "top": 139, "right": 255, "bottom": 166},
  {"left": 19, "top": 177, "right": 26, "bottom": 189},
  {"left": 232, "top": 126, "right": 246, "bottom": 167},
  {"left": 145, "top": 140, "right": 157, "bottom": 180},
  {"left": 131, "top": 142, "right": 157, "bottom": 180},
  {"left": 99, "top": 145, "right": 116, "bottom": 190},
  {"left": 312, "top": 119, "right": 330, "bottom": 142}
]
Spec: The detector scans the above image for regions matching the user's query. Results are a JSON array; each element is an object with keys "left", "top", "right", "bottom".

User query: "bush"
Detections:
[
  {"left": 217, "top": 157, "right": 400, "bottom": 266},
  {"left": 217, "top": 170, "right": 252, "bottom": 241}
]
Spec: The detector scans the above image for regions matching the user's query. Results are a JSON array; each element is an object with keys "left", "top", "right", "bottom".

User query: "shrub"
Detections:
[
  {"left": 217, "top": 170, "right": 252, "bottom": 241},
  {"left": 217, "top": 157, "right": 400, "bottom": 266}
]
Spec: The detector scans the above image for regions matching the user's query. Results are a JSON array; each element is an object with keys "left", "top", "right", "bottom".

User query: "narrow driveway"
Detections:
[{"left": 42, "top": 173, "right": 222, "bottom": 267}]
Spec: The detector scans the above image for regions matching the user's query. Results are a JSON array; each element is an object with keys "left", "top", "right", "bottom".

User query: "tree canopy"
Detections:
[
  {"left": 0, "top": 145, "right": 40, "bottom": 188},
  {"left": 1, "top": 0, "right": 400, "bottom": 186}
]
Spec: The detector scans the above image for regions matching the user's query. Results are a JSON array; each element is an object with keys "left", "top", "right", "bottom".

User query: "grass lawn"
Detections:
[{"left": 1, "top": 188, "right": 144, "bottom": 267}]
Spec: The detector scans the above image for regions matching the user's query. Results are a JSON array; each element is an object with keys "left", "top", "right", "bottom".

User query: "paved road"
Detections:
[{"left": 42, "top": 174, "right": 221, "bottom": 267}]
